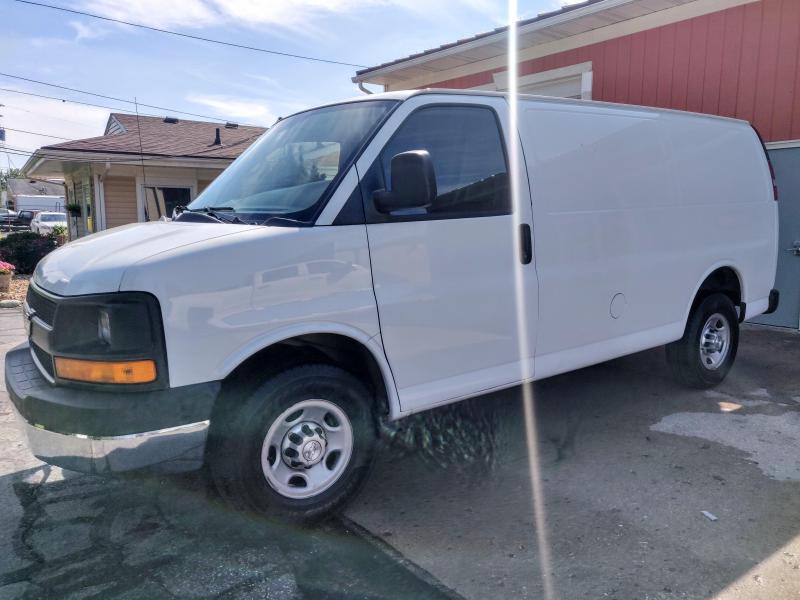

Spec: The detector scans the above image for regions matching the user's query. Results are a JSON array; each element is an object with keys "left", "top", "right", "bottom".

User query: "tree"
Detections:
[{"left": 0, "top": 168, "right": 21, "bottom": 192}]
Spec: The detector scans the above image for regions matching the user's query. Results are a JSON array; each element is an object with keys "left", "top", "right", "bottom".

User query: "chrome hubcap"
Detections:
[
  {"left": 281, "top": 421, "right": 327, "bottom": 468},
  {"left": 699, "top": 313, "right": 730, "bottom": 370},
  {"left": 261, "top": 399, "right": 353, "bottom": 499}
]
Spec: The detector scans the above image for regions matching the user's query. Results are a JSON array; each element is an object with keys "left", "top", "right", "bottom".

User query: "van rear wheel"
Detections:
[
  {"left": 666, "top": 293, "right": 739, "bottom": 389},
  {"left": 208, "top": 364, "right": 377, "bottom": 523}
]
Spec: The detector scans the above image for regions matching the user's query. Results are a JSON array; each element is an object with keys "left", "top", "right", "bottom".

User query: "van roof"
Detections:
[{"left": 311, "top": 88, "right": 750, "bottom": 127}]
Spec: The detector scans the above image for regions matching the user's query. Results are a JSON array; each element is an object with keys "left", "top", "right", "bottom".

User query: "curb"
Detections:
[{"left": 336, "top": 514, "right": 467, "bottom": 600}]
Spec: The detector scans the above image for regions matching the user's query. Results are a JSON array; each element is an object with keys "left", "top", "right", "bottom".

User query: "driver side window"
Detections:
[{"left": 365, "top": 105, "right": 510, "bottom": 222}]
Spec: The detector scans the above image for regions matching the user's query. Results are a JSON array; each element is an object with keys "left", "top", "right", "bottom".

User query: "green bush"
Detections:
[{"left": 0, "top": 231, "right": 58, "bottom": 275}]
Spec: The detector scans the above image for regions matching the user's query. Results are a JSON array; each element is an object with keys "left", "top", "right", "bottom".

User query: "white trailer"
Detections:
[{"left": 14, "top": 194, "right": 65, "bottom": 213}]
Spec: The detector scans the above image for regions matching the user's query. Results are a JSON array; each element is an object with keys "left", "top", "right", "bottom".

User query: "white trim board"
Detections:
[
  {"left": 766, "top": 140, "right": 800, "bottom": 150},
  {"left": 492, "top": 62, "right": 593, "bottom": 99},
  {"left": 93, "top": 173, "right": 106, "bottom": 231}
]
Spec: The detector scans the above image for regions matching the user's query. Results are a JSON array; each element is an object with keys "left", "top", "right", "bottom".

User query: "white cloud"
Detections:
[
  {"left": 185, "top": 94, "right": 276, "bottom": 123},
  {"left": 81, "top": 0, "right": 217, "bottom": 29},
  {"left": 68, "top": 20, "right": 106, "bottom": 41},
  {"left": 209, "top": 0, "right": 373, "bottom": 30},
  {"left": 72, "top": 0, "right": 588, "bottom": 37},
  {"left": 77, "top": 0, "right": 505, "bottom": 34}
]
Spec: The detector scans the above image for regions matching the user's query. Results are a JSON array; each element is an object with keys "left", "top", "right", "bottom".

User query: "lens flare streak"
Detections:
[{"left": 507, "top": 1, "right": 556, "bottom": 598}]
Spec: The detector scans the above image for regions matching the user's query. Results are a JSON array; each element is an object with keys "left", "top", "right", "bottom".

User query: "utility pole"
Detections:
[{"left": 0, "top": 104, "right": 6, "bottom": 208}]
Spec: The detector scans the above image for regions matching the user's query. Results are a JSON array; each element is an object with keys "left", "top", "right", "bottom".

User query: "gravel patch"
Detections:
[{"left": 0, "top": 276, "right": 29, "bottom": 304}]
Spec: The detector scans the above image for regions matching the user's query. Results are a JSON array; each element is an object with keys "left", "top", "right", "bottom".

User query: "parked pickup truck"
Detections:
[
  {"left": 0, "top": 209, "right": 38, "bottom": 230},
  {"left": 0, "top": 208, "right": 18, "bottom": 229},
  {"left": 17, "top": 210, "right": 40, "bottom": 229},
  {"left": 6, "top": 90, "right": 779, "bottom": 521}
]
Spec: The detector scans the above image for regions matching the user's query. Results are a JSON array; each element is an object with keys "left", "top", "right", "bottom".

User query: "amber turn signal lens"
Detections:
[{"left": 54, "top": 357, "right": 157, "bottom": 384}]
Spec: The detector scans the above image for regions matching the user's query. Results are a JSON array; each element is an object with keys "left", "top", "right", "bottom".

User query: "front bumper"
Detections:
[{"left": 5, "top": 343, "right": 220, "bottom": 473}]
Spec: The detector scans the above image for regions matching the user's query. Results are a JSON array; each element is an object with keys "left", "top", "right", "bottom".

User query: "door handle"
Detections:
[
  {"left": 786, "top": 241, "right": 800, "bottom": 256},
  {"left": 520, "top": 223, "right": 532, "bottom": 265}
]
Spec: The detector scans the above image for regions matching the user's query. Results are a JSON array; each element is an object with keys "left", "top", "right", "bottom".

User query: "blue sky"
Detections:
[{"left": 0, "top": 0, "right": 574, "bottom": 167}]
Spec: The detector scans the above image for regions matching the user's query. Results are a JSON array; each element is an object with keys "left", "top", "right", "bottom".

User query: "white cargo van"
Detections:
[{"left": 7, "top": 91, "right": 779, "bottom": 521}]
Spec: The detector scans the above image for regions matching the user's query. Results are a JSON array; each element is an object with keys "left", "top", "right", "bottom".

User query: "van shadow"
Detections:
[
  {"left": 0, "top": 464, "right": 456, "bottom": 600},
  {"left": 353, "top": 331, "right": 800, "bottom": 599}
]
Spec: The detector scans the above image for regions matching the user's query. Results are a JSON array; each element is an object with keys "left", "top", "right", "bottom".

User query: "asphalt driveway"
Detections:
[
  {"left": 0, "top": 308, "right": 457, "bottom": 600},
  {"left": 346, "top": 324, "right": 800, "bottom": 600},
  {"left": 3, "top": 305, "right": 800, "bottom": 599}
]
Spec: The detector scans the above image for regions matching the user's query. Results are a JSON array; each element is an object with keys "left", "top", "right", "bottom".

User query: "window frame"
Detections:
[
  {"left": 136, "top": 176, "right": 197, "bottom": 223},
  {"left": 143, "top": 185, "right": 193, "bottom": 222},
  {"left": 361, "top": 102, "right": 512, "bottom": 224},
  {"left": 491, "top": 62, "right": 593, "bottom": 100}
]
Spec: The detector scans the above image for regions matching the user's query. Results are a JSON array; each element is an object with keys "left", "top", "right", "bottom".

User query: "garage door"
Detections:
[{"left": 751, "top": 146, "right": 800, "bottom": 328}]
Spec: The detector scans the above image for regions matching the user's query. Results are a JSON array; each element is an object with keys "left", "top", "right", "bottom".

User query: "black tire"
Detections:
[
  {"left": 665, "top": 293, "right": 739, "bottom": 389},
  {"left": 208, "top": 364, "right": 377, "bottom": 523}
]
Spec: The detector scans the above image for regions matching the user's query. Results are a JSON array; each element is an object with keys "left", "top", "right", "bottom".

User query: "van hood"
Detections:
[{"left": 34, "top": 221, "right": 260, "bottom": 296}]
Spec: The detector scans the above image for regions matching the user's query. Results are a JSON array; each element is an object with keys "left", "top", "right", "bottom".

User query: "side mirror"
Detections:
[{"left": 373, "top": 150, "right": 437, "bottom": 213}]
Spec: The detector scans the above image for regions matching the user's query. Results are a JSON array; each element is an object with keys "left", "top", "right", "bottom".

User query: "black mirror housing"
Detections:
[{"left": 373, "top": 150, "right": 437, "bottom": 213}]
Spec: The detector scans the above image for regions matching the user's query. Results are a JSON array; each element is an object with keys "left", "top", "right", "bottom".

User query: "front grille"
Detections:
[
  {"left": 26, "top": 285, "right": 57, "bottom": 326},
  {"left": 31, "top": 341, "right": 55, "bottom": 378}
]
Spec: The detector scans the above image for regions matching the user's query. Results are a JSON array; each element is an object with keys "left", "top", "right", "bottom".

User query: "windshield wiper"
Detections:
[
  {"left": 174, "top": 205, "right": 244, "bottom": 224},
  {"left": 260, "top": 216, "right": 310, "bottom": 227}
]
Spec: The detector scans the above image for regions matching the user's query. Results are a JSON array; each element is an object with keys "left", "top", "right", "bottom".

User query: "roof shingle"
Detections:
[
  {"left": 41, "top": 113, "right": 267, "bottom": 160},
  {"left": 7, "top": 178, "right": 65, "bottom": 196}
]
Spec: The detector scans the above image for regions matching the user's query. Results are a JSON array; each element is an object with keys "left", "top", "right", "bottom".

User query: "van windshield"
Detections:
[{"left": 188, "top": 100, "right": 397, "bottom": 224}]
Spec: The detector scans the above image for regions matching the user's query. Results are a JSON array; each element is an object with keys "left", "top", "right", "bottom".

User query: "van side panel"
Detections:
[
  {"left": 119, "top": 225, "right": 385, "bottom": 391},
  {"left": 660, "top": 114, "right": 777, "bottom": 310},
  {"left": 520, "top": 101, "right": 775, "bottom": 379}
]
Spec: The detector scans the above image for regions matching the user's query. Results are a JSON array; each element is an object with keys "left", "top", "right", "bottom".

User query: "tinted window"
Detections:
[{"left": 377, "top": 106, "right": 509, "bottom": 219}]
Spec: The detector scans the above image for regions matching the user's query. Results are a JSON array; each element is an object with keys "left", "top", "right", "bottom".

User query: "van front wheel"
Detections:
[
  {"left": 208, "top": 365, "right": 377, "bottom": 523},
  {"left": 666, "top": 293, "right": 739, "bottom": 389}
]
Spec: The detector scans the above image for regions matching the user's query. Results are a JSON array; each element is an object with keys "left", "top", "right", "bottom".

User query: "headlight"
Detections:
[
  {"left": 98, "top": 308, "right": 112, "bottom": 344},
  {"left": 50, "top": 292, "right": 166, "bottom": 387}
]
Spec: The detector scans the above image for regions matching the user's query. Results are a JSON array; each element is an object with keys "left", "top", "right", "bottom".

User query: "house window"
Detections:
[
  {"left": 144, "top": 186, "right": 191, "bottom": 221},
  {"left": 491, "top": 61, "right": 593, "bottom": 99}
]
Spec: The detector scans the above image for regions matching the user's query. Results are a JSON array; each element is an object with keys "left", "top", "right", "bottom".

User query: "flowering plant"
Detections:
[{"left": 0, "top": 261, "right": 15, "bottom": 275}]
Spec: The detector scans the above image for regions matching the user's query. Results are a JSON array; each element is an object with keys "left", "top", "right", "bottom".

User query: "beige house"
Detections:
[{"left": 23, "top": 114, "right": 266, "bottom": 238}]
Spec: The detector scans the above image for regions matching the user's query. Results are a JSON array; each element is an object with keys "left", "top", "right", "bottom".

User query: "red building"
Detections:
[{"left": 354, "top": 0, "right": 800, "bottom": 329}]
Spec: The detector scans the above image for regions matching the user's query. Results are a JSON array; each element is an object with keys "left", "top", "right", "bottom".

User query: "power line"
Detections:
[
  {"left": 0, "top": 72, "right": 248, "bottom": 123},
  {"left": 0, "top": 147, "right": 199, "bottom": 165},
  {"left": 15, "top": 0, "right": 367, "bottom": 68},
  {"left": 2, "top": 127, "right": 73, "bottom": 140},
  {"left": 0, "top": 102, "right": 101, "bottom": 130},
  {"left": 0, "top": 87, "right": 177, "bottom": 121},
  {"left": 0, "top": 86, "right": 262, "bottom": 129}
]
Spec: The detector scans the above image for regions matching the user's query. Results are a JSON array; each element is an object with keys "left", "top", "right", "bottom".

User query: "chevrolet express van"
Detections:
[{"left": 7, "top": 91, "right": 779, "bottom": 521}]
